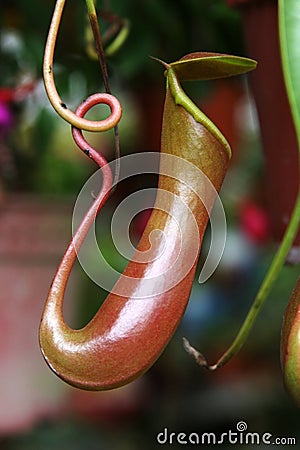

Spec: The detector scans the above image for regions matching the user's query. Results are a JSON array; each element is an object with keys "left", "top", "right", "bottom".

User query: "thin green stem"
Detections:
[
  {"left": 86, "top": 0, "right": 120, "bottom": 186},
  {"left": 85, "top": 0, "right": 110, "bottom": 94},
  {"left": 211, "top": 191, "right": 300, "bottom": 369},
  {"left": 85, "top": 0, "right": 121, "bottom": 185},
  {"left": 85, "top": 0, "right": 97, "bottom": 13},
  {"left": 184, "top": 176, "right": 300, "bottom": 370}
]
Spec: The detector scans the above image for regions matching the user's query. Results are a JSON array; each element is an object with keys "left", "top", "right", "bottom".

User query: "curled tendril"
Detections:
[
  {"left": 70, "top": 95, "right": 114, "bottom": 244},
  {"left": 43, "top": 0, "right": 122, "bottom": 132},
  {"left": 71, "top": 93, "right": 120, "bottom": 162}
]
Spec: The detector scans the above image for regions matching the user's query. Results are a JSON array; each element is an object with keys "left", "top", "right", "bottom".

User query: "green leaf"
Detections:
[
  {"left": 169, "top": 52, "right": 257, "bottom": 81},
  {"left": 279, "top": 0, "right": 300, "bottom": 148}
]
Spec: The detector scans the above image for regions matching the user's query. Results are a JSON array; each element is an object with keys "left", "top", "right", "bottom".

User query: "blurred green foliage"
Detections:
[
  {"left": 107, "top": 0, "right": 243, "bottom": 79},
  {"left": 1, "top": 0, "right": 243, "bottom": 80}
]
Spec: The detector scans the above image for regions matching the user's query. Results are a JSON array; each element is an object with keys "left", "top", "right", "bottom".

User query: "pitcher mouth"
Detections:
[{"left": 166, "top": 67, "right": 232, "bottom": 159}]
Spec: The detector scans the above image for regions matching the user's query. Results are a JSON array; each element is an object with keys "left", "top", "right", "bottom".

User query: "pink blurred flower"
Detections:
[
  {"left": 0, "top": 81, "right": 35, "bottom": 135},
  {"left": 0, "top": 101, "right": 14, "bottom": 131},
  {"left": 240, "top": 200, "right": 270, "bottom": 244}
]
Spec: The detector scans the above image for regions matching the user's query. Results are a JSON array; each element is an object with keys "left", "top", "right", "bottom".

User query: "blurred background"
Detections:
[{"left": 1, "top": 0, "right": 300, "bottom": 448}]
